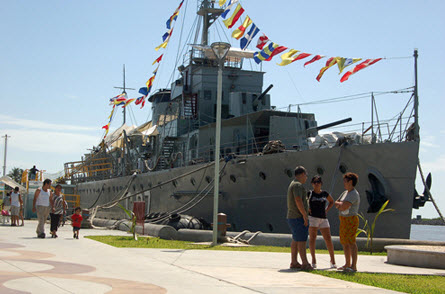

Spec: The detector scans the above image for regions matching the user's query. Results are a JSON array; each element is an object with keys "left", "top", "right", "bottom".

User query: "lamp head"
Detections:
[{"left": 210, "top": 42, "right": 231, "bottom": 62}]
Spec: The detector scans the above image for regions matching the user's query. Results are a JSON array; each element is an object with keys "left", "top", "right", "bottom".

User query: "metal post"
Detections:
[
  {"left": 210, "top": 41, "right": 230, "bottom": 246},
  {"left": 371, "top": 93, "right": 374, "bottom": 143},
  {"left": 413, "top": 49, "right": 419, "bottom": 141},
  {"left": 2, "top": 134, "right": 8, "bottom": 201},
  {"left": 2, "top": 134, "right": 8, "bottom": 176},
  {"left": 212, "top": 61, "right": 223, "bottom": 246}
]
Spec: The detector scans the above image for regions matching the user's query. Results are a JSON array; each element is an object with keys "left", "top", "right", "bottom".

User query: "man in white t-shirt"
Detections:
[{"left": 32, "top": 179, "right": 53, "bottom": 238}]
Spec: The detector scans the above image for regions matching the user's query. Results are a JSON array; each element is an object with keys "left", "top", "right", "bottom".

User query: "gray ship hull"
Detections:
[{"left": 78, "top": 141, "right": 419, "bottom": 239}]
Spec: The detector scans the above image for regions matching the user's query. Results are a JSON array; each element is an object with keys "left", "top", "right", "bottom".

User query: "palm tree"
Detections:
[{"left": 7, "top": 167, "right": 24, "bottom": 183}]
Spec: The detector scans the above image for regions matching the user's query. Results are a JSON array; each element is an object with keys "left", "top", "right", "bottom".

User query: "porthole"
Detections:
[
  {"left": 172, "top": 180, "right": 177, "bottom": 188},
  {"left": 132, "top": 185, "right": 136, "bottom": 191},
  {"left": 230, "top": 175, "right": 236, "bottom": 183},
  {"left": 339, "top": 164, "right": 348, "bottom": 174},
  {"left": 205, "top": 176, "right": 212, "bottom": 183},
  {"left": 190, "top": 178, "right": 196, "bottom": 186},
  {"left": 259, "top": 172, "right": 266, "bottom": 180},
  {"left": 317, "top": 167, "right": 325, "bottom": 175},
  {"left": 285, "top": 169, "right": 293, "bottom": 178},
  {"left": 113, "top": 186, "right": 116, "bottom": 192},
  {"left": 140, "top": 184, "right": 144, "bottom": 190},
  {"left": 108, "top": 187, "right": 111, "bottom": 193}
]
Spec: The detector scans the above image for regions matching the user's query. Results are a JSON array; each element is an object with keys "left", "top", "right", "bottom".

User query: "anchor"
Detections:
[
  {"left": 413, "top": 172, "right": 432, "bottom": 209},
  {"left": 366, "top": 173, "right": 388, "bottom": 213}
]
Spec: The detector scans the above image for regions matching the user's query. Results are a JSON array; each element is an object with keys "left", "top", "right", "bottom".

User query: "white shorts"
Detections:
[{"left": 308, "top": 216, "right": 330, "bottom": 229}]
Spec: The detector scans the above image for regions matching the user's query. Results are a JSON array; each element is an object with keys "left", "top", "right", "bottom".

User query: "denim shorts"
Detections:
[
  {"left": 73, "top": 226, "right": 80, "bottom": 232},
  {"left": 287, "top": 218, "right": 308, "bottom": 241}
]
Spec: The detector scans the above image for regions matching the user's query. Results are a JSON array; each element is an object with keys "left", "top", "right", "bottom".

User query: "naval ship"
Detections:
[{"left": 64, "top": 0, "right": 427, "bottom": 239}]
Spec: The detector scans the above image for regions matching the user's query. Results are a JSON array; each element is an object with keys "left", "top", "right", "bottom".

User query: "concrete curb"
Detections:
[{"left": 93, "top": 218, "right": 445, "bottom": 251}]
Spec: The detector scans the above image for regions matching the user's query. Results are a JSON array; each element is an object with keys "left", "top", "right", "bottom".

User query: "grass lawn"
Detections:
[
  {"left": 312, "top": 271, "right": 445, "bottom": 294},
  {"left": 85, "top": 235, "right": 386, "bottom": 255},
  {"left": 86, "top": 235, "right": 443, "bottom": 293}
]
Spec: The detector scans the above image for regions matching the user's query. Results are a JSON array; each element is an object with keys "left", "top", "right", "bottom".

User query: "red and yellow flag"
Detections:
[
  {"left": 316, "top": 57, "right": 338, "bottom": 81},
  {"left": 232, "top": 16, "right": 252, "bottom": 40},
  {"left": 340, "top": 58, "right": 382, "bottom": 83},
  {"left": 223, "top": 4, "right": 244, "bottom": 29}
]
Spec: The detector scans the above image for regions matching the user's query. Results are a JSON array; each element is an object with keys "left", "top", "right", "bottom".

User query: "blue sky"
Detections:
[{"left": 1, "top": 0, "right": 444, "bottom": 218}]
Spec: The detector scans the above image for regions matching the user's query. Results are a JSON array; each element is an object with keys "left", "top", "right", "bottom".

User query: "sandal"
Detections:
[
  {"left": 301, "top": 264, "right": 314, "bottom": 271},
  {"left": 290, "top": 263, "right": 301, "bottom": 269},
  {"left": 337, "top": 265, "right": 349, "bottom": 271},
  {"left": 343, "top": 267, "right": 357, "bottom": 273}
]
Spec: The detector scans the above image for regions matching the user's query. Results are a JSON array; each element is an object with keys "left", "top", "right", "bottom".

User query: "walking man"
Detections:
[
  {"left": 32, "top": 179, "right": 53, "bottom": 238},
  {"left": 287, "top": 166, "right": 312, "bottom": 270}
]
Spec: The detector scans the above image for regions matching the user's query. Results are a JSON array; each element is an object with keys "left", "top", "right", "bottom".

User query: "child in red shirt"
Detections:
[{"left": 71, "top": 207, "right": 83, "bottom": 239}]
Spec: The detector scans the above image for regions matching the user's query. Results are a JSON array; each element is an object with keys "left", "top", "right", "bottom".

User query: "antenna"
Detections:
[{"left": 113, "top": 64, "right": 135, "bottom": 125}]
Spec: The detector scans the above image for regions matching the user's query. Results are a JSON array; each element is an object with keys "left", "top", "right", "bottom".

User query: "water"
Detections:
[{"left": 410, "top": 224, "right": 445, "bottom": 242}]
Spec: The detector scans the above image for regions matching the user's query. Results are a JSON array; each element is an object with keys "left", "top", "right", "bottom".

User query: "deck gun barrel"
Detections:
[
  {"left": 256, "top": 84, "right": 274, "bottom": 102},
  {"left": 308, "top": 117, "right": 352, "bottom": 131}
]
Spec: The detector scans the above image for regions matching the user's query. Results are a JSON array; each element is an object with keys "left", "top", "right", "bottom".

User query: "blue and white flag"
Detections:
[
  {"left": 221, "top": 0, "right": 238, "bottom": 18},
  {"left": 240, "top": 23, "right": 259, "bottom": 50}
]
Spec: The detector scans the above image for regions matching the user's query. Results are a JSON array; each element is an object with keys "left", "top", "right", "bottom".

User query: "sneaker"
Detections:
[
  {"left": 330, "top": 263, "right": 337, "bottom": 269},
  {"left": 311, "top": 263, "right": 317, "bottom": 269}
]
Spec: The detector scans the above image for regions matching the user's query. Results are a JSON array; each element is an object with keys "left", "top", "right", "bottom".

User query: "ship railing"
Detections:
[
  {"left": 64, "top": 193, "right": 80, "bottom": 211},
  {"left": 184, "top": 49, "right": 243, "bottom": 69},
  {"left": 321, "top": 115, "right": 414, "bottom": 143},
  {"left": 64, "top": 156, "right": 113, "bottom": 184}
]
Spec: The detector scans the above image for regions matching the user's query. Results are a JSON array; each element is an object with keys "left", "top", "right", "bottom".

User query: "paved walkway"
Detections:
[{"left": 0, "top": 221, "right": 443, "bottom": 293}]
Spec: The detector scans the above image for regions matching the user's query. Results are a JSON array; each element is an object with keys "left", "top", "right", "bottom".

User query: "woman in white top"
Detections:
[
  {"left": 335, "top": 172, "right": 360, "bottom": 272},
  {"left": 10, "top": 187, "right": 22, "bottom": 226}
]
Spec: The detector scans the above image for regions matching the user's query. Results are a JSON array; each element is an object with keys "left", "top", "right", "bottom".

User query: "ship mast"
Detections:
[
  {"left": 197, "top": 0, "right": 224, "bottom": 45},
  {"left": 114, "top": 64, "right": 135, "bottom": 125},
  {"left": 413, "top": 49, "right": 420, "bottom": 142}
]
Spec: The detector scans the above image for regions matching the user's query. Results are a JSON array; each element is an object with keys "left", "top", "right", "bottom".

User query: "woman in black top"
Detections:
[{"left": 308, "top": 175, "right": 336, "bottom": 268}]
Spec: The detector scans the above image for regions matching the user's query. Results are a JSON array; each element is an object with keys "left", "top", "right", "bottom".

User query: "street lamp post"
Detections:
[{"left": 210, "top": 42, "right": 231, "bottom": 246}]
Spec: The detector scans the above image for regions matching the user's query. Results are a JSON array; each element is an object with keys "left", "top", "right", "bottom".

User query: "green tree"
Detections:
[{"left": 7, "top": 167, "right": 24, "bottom": 183}]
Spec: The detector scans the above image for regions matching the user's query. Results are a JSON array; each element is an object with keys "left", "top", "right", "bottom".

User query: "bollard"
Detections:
[
  {"left": 81, "top": 209, "right": 92, "bottom": 228},
  {"left": 133, "top": 202, "right": 146, "bottom": 235},
  {"left": 217, "top": 213, "right": 231, "bottom": 242}
]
